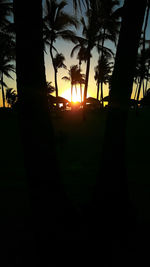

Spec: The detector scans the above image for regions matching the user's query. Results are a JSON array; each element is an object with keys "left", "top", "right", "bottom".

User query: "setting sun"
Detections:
[
  {"left": 72, "top": 89, "right": 81, "bottom": 103},
  {"left": 61, "top": 86, "right": 83, "bottom": 103}
]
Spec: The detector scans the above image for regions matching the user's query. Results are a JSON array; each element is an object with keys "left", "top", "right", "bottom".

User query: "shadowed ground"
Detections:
[{"left": 0, "top": 108, "right": 150, "bottom": 265}]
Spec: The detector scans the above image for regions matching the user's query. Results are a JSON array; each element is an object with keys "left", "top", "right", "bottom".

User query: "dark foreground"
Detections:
[{"left": 0, "top": 108, "right": 150, "bottom": 266}]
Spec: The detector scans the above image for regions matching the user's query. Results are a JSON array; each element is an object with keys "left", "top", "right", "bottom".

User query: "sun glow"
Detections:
[
  {"left": 61, "top": 86, "right": 83, "bottom": 103},
  {"left": 72, "top": 89, "right": 81, "bottom": 103}
]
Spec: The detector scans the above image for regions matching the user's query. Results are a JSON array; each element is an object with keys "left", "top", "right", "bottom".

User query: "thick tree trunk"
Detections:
[
  {"left": 91, "top": 0, "right": 147, "bottom": 264},
  {"left": 13, "top": 1, "right": 69, "bottom": 265}
]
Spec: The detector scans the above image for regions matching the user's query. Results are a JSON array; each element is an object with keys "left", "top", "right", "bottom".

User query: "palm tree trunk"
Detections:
[
  {"left": 75, "top": 83, "right": 77, "bottom": 96},
  {"left": 137, "top": 3, "right": 150, "bottom": 103},
  {"left": 136, "top": 76, "right": 143, "bottom": 101},
  {"left": 50, "top": 44, "right": 59, "bottom": 108},
  {"left": 1, "top": 72, "right": 5, "bottom": 108},
  {"left": 96, "top": 82, "right": 100, "bottom": 100},
  {"left": 54, "top": 68, "right": 58, "bottom": 98},
  {"left": 71, "top": 83, "right": 73, "bottom": 102},
  {"left": 92, "top": 0, "right": 147, "bottom": 260},
  {"left": 84, "top": 50, "right": 91, "bottom": 103},
  {"left": 100, "top": 81, "right": 104, "bottom": 108},
  {"left": 142, "top": 80, "right": 145, "bottom": 97},
  {"left": 80, "top": 83, "right": 82, "bottom": 102},
  {"left": 100, "top": 29, "right": 105, "bottom": 108},
  {"left": 13, "top": 1, "right": 69, "bottom": 264},
  {"left": 134, "top": 78, "right": 140, "bottom": 99},
  {"left": 145, "top": 74, "right": 149, "bottom": 95}
]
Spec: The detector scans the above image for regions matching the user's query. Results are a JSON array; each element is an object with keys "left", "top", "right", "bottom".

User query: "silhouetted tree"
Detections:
[
  {"left": 134, "top": 47, "right": 150, "bottom": 100},
  {"left": 94, "top": 55, "right": 113, "bottom": 106},
  {"left": 46, "top": 81, "right": 55, "bottom": 94},
  {"left": 43, "top": 0, "right": 78, "bottom": 101},
  {"left": 96, "top": 0, "right": 120, "bottom": 107},
  {"left": 71, "top": 5, "right": 114, "bottom": 104},
  {"left": 77, "top": 69, "right": 85, "bottom": 102},
  {"left": 53, "top": 53, "right": 66, "bottom": 99},
  {"left": 78, "top": 13, "right": 100, "bottom": 103},
  {"left": 0, "top": 57, "right": 15, "bottom": 107},
  {"left": 0, "top": 1, "right": 15, "bottom": 108},
  {"left": 0, "top": 31, "right": 15, "bottom": 108},
  {"left": 92, "top": 1, "right": 147, "bottom": 263},
  {"left": 62, "top": 64, "right": 83, "bottom": 102},
  {"left": 6, "top": 87, "right": 17, "bottom": 107},
  {"left": 13, "top": 1, "right": 69, "bottom": 265}
]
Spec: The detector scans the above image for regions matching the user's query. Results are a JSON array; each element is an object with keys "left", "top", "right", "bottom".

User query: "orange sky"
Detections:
[
  {"left": 0, "top": 40, "right": 145, "bottom": 107},
  {"left": 44, "top": 39, "right": 110, "bottom": 102},
  {"left": 0, "top": 0, "right": 149, "bottom": 107}
]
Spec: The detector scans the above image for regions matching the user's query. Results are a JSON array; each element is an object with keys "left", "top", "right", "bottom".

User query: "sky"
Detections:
[
  {"left": 1, "top": 0, "right": 120, "bottom": 105},
  {"left": 44, "top": 0, "right": 118, "bottom": 102},
  {"left": 44, "top": 0, "right": 150, "bottom": 102},
  {"left": 1, "top": 0, "right": 150, "bottom": 106}
]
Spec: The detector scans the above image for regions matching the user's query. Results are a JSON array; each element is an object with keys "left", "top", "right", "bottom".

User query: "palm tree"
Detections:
[
  {"left": 71, "top": 7, "right": 114, "bottom": 104},
  {"left": 6, "top": 88, "right": 17, "bottom": 108},
  {"left": 0, "top": 1, "right": 15, "bottom": 108},
  {"left": 72, "top": 0, "right": 89, "bottom": 11},
  {"left": 53, "top": 53, "right": 66, "bottom": 99},
  {"left": 134, "top": 48, "right": 150, "bottom": 100},
  {"left": 94, "top": 56, "right": 113, "bottom": 106},
  {"left": 46, "top": 81, "right": 56, "bottom": 109},
  {"left": 46, "top": 81, "right": 55, "bottom": 95},
  {"left": 136, "top": 2, "right": 150, "bottom": 102},
  {"left": 62, "top": 64, "right": 84, "bottom": 102},
  {"left": 13, "top": 1, "right": 69, "bottom": 264},
  {"left": 93, "top": 0, "right": 147, "bottom": 255},
  {"left": 144, "top": 47, "right": 150, "bottom": 94},
  {"left": 62, "top": 65, "right": 78, "bottom": 102},
  {"left": 43, "top": 0, "right": 78, "bottom": 97},
  {"left": 79, "top": 13, "right": 99, "bottom": 103},
  {"left": 96, "top": 0, "right": 120, "bottom": 107},
  {"left": 77, "top": 70, "right": 85, "bottom": 102},
  {"left": 0, "top": 56, "right": 15, "bottom": 107}
]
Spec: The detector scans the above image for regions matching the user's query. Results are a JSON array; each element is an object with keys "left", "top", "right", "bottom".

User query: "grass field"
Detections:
[
  {"left": 1, "top": 107, "right": 150, "bottom": 263},
  {"left": 1, "top": 108, "right": 150, "bottom": 221},
  {"left": 51, "top": 108, "right": 150, "bottom": 222}
]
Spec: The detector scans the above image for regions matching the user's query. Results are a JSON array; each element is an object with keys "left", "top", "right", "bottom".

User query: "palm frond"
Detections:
[
  {"left": 55, "top": 12, "right": 79, "bottom": 31},
  {"left": 0, "top": 79, "right": 7, "bottom": 87},
  {"left": 57, "top": 30, "right": 78, "bottom": 43},
  {"left": 70, "top": 44, "right": 81, "bottom": 57},
  {"left": 2, "top": 70, "right": 14, "bottom": 80},
  {"left": 53, "top": 53, "right": 67, "bottom": 69},
  {"left": 62, "top": 76, "right": 70, "bottom": 81},
  {"left": 73, "top": 0, "right": 90, "bottom": 12},
  {"left": 57, "top": 1, "right": 67, "bottom": 16},
  {"left": 80, "top": 17, "right": 87, "bottom": 35},
  {"left": 96, "top": 44, "right": 114, "bottom": 58}
]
